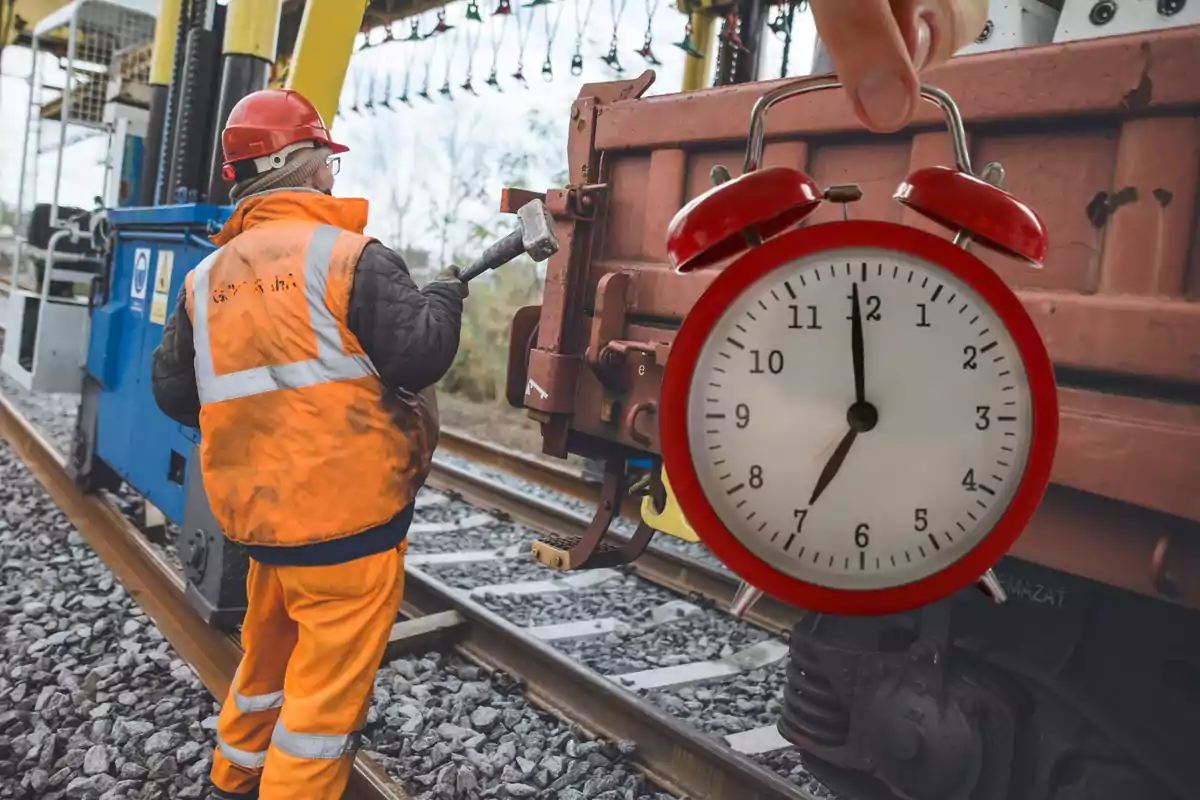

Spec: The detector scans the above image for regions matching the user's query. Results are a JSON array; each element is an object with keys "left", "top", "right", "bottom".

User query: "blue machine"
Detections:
[{"left": 75, "top": 203, "right": 247, "bottom": 629}]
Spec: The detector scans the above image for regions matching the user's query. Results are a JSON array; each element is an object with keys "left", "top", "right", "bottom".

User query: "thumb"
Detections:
[{"left": 811, "top": 0, "right": 922, "bottom": 133}]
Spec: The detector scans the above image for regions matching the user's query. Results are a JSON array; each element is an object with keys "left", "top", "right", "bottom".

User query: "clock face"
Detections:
[{"left": 684, "top": 245, "right": 1034, "bottom": 592}]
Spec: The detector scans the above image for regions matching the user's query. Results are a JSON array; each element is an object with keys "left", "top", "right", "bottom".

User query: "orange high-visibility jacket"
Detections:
[{"left": 182, "top": 194, "right": 428, "bottom": 548}]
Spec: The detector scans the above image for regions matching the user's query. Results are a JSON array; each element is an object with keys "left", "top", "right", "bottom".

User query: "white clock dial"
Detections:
[{"left": 686, "top": 246, "right": 1034, "bottom": 591}]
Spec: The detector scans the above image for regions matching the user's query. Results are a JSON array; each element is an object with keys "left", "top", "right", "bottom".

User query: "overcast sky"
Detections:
[{"left": 0, "top": 1, "right": 817, "bottom": 254}]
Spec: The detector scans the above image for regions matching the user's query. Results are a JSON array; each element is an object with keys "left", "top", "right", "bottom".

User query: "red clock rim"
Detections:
[{"left": 659, "top": 219, "right": 1059, "bottom": 617}]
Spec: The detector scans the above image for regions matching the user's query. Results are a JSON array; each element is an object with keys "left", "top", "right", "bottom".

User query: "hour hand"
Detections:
[{"left": 808, "top": 427, "right": 858, "bottom": 506}]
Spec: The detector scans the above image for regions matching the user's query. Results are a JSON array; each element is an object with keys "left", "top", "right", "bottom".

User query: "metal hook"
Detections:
[
  {"left": 570, "top": 51, "right": 584, "bottom": 75},
  {"left": 541, "top": 54, "right": 554, "bottom": 81}
]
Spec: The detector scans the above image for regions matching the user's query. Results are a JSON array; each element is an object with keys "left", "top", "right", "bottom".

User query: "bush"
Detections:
[{"left": 439, "top": 257, "right": 544, "bottom": 404}]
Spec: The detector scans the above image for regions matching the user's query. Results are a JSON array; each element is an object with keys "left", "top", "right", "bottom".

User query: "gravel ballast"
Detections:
[
  {"left": 0, "top": 441, "right": 219, "bottom": 800},
  {"left": 368, "top": 651, "right": 679, "bottom": 800}
]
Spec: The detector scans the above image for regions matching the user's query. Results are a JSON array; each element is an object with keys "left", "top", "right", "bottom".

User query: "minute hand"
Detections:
[{"left": 851, "top": 281, "right": 865, "bottom": 404}]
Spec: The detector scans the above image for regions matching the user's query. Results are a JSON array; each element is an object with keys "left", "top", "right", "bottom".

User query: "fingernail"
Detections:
[
  {"left": 856, "top": 69, "right": 913, "bottom": 132},
  {"left": 912, "top": 12, "right": 933, "bottom": 71}
]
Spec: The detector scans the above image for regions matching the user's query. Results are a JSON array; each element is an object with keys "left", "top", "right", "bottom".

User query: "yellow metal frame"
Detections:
[
  {"left": 284, "top": 0, "right": 369, "bottom": 128},
  {"left": 223, "top": 0, "right": 282, "bottom": 61},
  {"left": 641, "top": 468, "right": 700, "bottom": 543}
]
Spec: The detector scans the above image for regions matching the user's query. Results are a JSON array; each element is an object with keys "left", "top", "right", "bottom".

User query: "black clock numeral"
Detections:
[
  {"left": 962, "top": 468, "right": 978, "bottom": 492},
  {"left": 750, "top": 349, "right": 784, "bottom": 374},
  {"left": 976, "top": 405, "right": 991, "bottom": 430},
  {"left": 916, "top": 303, "right": 932, "bottom": 328},
  {"left": 846, "top": 293, "right": 882, "bottom": 322},
  {"left": 963, "top": 345, "right": 978, "bottom": 370},
  {"left": 749, "top": 464, "right": 764, "bottom": 489},
  {"left": 914, "top": 508, "right": 929, "bottom": 532},
  {"left": 854, "top": 523, "right": 870, "bottom": 548},
  {"left": 789, "top": 304, "right": 821, "bottom": 330},
  {"left": 736, "top": 404, "right": 750, "bottom": 429},
  {"left": 794, "top": 509, "right": 808, "bottom": 534}
]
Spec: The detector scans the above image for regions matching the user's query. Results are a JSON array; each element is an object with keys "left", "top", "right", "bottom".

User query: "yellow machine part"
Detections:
[
  {"left": 1, "top": 1, "right": 72, "bottom": 48},
  {"left": 641, "top": 468, "right": 701, "bottom": 543},
  {"left": 149, "top": 0, "right": 181, "bottom": 86},
  {"left": 223, "top": 0, "right": 281, "bottom": 62},
  {"left": 285, "top": 0, "right": 370, "bottom": 129}
]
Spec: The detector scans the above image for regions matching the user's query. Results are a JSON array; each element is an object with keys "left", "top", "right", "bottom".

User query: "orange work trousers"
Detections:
[{"left": 210, "top": 540, "right": 406, "bottom": 799}]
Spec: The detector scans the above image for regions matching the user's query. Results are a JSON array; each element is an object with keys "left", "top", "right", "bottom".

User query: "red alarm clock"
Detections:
[{"left": 659, "top": 76, "right": 1058, "bottom": 617}]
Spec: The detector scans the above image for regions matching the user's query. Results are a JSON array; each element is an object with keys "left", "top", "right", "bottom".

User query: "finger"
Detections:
[
  {"left": 810, "top": 0, "right": 920, "bottom": 133},
  {"left": 891, "top": 0, "right": 990, "bottom": 71}
]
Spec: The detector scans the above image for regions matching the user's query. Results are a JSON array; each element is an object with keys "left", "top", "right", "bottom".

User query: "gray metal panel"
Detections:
[{"left": 180, "top": 444, "right": 248, "bottom": 630}]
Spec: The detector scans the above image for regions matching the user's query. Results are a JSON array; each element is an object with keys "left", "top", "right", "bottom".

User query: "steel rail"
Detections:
[
  {"left": 432, "top": 429, "right": 805, "bottom": 638},
  {"left": 402, "top": 565, "right": 816, "bottom": 800},
  {"left": 0, "top": 394, "right": 411, "bottom": 800}
]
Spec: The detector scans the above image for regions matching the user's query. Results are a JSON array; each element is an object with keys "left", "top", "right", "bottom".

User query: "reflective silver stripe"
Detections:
[
  {"left": 270, "top": 721, "right": 361, "bottom": 760},
  {"left": 231, "top": 667, "right": 284, "bottom": 714},
  {"left": 217, "top": 736, "right": 267, "bottom": 770},
  {"left": 192, "top": 225, "right": 378, "bottom": 406}
]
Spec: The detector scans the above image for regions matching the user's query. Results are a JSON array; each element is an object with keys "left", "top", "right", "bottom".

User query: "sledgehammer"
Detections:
[{"left": 457, "top": 199, "right": 560, "bottom": 283}]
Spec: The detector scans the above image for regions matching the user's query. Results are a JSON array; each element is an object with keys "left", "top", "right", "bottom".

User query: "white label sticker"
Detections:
[
  {"left": 149, "top": 250, "right": 175, "bottom": 325},
  {"left": 131, "top": 248, "right": 151, "bottom": 301}
]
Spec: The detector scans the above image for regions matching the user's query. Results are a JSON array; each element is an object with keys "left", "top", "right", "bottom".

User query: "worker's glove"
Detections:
[{"left": 431, "top": 266, "right": 469, "bottom": 299}]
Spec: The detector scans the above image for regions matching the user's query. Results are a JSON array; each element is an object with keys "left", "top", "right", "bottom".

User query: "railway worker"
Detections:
[
  {"left": 149, "top": 88, "right": 467, "bottom": 800},
  {"left": 811, "top": 0, "right": 989, "bottom": 132}
]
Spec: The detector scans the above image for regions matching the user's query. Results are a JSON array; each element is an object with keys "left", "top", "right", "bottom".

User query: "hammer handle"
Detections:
[{"left": 459, "top": 230, "right": 524, "bottom": 283}]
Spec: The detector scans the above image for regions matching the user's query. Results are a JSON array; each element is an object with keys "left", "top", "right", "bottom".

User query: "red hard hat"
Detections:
[{"left": 220, "top": 88, "right": 348, "bottom": 182}]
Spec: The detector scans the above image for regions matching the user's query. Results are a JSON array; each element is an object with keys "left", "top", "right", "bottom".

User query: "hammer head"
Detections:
[{"left": 516, "top": 199, "right": 560, "bottom": 263}]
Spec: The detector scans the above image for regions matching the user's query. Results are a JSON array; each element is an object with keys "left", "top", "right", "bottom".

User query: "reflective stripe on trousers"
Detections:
[
  {"left": 232, "top": 666, "right": 284, "bottom": 714},
  {"left": 270, "top": 721, "right": 362, "bottom": 760},
  {"left": 192, "top": 224, "right": 378, "bottom": 405},
  {"left": 217, "top": 737, "right": 268, "bottom": 771}
]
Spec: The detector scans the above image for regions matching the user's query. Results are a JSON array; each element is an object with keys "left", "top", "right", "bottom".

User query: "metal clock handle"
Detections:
[{"left": 741, "top": 76, "right": 972, "bottom": 177}]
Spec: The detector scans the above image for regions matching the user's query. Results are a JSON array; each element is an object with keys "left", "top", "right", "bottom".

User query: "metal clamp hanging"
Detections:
[
  {"left": 346, "top": 68, "right": 363, "bottom": 114},
  {"left": 512, "top": 0, "right": 535, "bottom": 85},
  {"left": 719, "top": 11, "right": 747, "bottom": 53},
  {"left": 601, "top": 0, "right": 629, "bottom": 72},
  {"left": 356, "top": 19, "right": 374, "bottom": 51},
  {"left": 419, "top": 21, "right": 441, "bottom": 100},
  {"left": 541, "top": 0, "right": 568, "bottom": 82},
  {"left": 427, "top": 8, "right": 455, "bottom": 37},
  {"left": 462, "top": 2, "right": 485, "bottom": 94},
  {"left": 381, "top": 73, "right": 395, "bottom": 111},
  {"left": 635, "top": 0, "right": 661, "bottom": 65},
  {"left": 439, "top": 25, "right": 460, "bottom": 99},
  {"left": 570, "top": 0, "right": 597, "bottom": 76},
  {"left": 363, "top": 72, "right": 377, "bottom": 114},
  {"left": 673, "top": 15, "right": 704, "bottom": 59},
  {"left": 487, "top": 0, "right": 512, "bottom": 89}
]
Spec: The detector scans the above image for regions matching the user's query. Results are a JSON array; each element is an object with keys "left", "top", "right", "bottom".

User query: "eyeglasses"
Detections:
[{"left": 325, "top": 156, "right": 341, "bottom": 176}]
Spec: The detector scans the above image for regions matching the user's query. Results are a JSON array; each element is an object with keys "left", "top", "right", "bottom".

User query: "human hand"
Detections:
[
  {"left": 811, "top": 0, "right": 989, "bottom": 133},
  {"left": 432, "top": 266, "right": 469, "bottom": 299}
]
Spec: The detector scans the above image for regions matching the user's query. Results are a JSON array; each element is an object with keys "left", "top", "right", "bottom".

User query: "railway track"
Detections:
[
  {"left": 432, "top": 429, "right": 805, "bottom": 638},
  {"left": 0, "top": 390, "right": 821, "bottom": 800}
]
